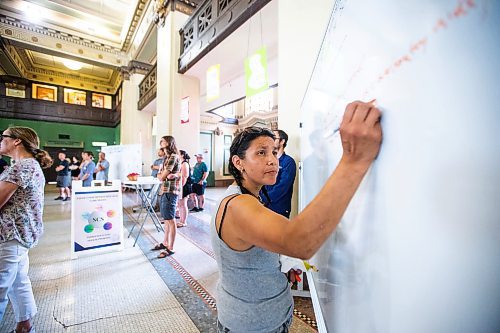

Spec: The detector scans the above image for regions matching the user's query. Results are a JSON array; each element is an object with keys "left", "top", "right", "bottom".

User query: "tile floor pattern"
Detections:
[{"left": 0, "top": 186, "right": 317, "bottom": 333}]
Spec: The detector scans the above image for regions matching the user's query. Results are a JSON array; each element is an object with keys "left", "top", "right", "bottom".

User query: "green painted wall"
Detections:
[{"left": 0, "top": 118, "right": 120, "bottom": 156}]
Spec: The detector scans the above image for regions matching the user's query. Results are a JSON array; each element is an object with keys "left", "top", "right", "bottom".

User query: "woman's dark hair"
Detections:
[
  {"left": 7, "top": 126, "right": 53, "bottom": 169},
  {"left": 179, "top": 149, "right": 190, "bottom": 161},
  {"left": 228, "top": 126, "right": 274, "bottom": 202},
  {"left": 161, "top": 135, "right": 180, "bottom": 156}
]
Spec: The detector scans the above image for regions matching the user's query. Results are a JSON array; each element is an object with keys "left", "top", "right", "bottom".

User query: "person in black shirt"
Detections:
[
  {"left": 69, "top": 156, "right": 81, "bottom": 179},
  {"left": 55, "top": 152, "right": 71, "bottom": 201}
]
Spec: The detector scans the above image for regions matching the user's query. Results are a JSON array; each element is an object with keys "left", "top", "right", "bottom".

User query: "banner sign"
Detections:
[
  {"left": 245, "top": 47, "right": 269, "bottom": 98},
  {"left": 181, "top": 96, "right": 190, "bottom": 123},
  {"left": 206, "top": 64, "right": 220, "bottom": 102},
  {"left": 71, "top": 180, "right": 124, "bottom": 258}
]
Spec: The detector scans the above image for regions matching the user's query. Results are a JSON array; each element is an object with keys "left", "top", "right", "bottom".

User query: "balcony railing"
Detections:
[
  {"left": 138, "top": 63, "right": 157, "bottom": 111},
  {"left": 178, "top": 0, "right": 271, "bottom": 73},
  {"left": 0, "top": 95, "right": 121, "bottom": 127}
]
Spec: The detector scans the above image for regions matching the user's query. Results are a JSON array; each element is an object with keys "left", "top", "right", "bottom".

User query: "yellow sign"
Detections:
[{"left": 206, "top": 64, "right": 220, "bottom": 102}]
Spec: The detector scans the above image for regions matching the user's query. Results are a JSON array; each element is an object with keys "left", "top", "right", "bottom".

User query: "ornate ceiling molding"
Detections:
[
  {"left": 153, "top": 0, "right": 198, "bottom": 27},
  {"left": 3, "top": 43, "right": 120, "bottom": 94},
  {"left": 120, "top": 60, "right": 153, "bottom": 80},
  {"left": 122, "top": 0, "right": 151, "bottom": 52},
  {"left": 0, "top": 14, "right": 129, "bottom": 67}
]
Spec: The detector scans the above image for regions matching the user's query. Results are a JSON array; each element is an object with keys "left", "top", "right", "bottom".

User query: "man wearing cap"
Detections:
[{"left": 190, "top": 153, "right": 208, "bottom": 212}]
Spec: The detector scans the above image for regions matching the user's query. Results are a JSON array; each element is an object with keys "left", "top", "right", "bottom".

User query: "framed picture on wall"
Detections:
[
  {"left": 6, "top": 88, "right": 25, "bottom": 98},
  {"left": 223, "top": 148, "right": 231, "bottom": 176},
  {"left": 92, "top": 94, "right": 105, "bottom": 108},
  {"left": 224, "top": 135, "right": 232, "bottom": 146},
  {"left": 36, "top": 86, "right": 56, "bottom": 101}
]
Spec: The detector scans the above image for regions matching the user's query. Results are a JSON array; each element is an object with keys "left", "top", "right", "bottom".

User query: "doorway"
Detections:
[
  {"left": 199, "top": 132, "right": 213, "bottom": 171},
  {"left": 43, "top": 147, "right": 83, "bottom": 183}
]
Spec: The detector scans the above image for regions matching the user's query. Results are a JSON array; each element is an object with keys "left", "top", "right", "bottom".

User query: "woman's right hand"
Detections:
[{"left": 339, "top": 100, "right": 382, "bottom": 170}]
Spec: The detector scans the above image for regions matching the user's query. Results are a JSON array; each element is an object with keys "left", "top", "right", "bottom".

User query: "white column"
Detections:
[
  {"left": 156, "top": 11, "right": 200, "bottom": 156},
  {"left": 120, "top": 72, "right": 154, "bottom": 176},
  {"left": 278, "top": 0, "right": 334, "bottom": 216}
]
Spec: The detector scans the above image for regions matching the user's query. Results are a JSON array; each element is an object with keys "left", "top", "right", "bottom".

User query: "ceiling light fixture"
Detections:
[{"left": 63, "top": 59, "right": 83, "bottom": 71}]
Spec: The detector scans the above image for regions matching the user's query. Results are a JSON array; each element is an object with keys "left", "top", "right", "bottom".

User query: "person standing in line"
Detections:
[
  {"left": 0, "top": 154, "right": 9, "bottom": 174},
  {"left": 78, "top": 151, "right": 95, "bottom": 187},
  {"left": 211, "top": 101, "right": 382, "bottom": 332},
  {"left": 150, "top": 148, "right": 166, "bottom": 178},
  {"left": 69, "top": 155, "right": 81, "bottom": 180},
  {"left": 189, "top": 153, "right": 208, "bottom": 212},
  {"left": 54, "top": 151, "right": 72, "bottom": 201},
  {"left": 152, "top": 136, "right": 181, "bottom": 258},
  {"left": 0, "top": 126, "right": 53, "bottom": 333},
  {"left": 95, "top": 152, "right": 110, "bottom": 183},
  {"left": 177, "top": 150, "right": 192, "bottom": 228},
  {"left": 262, "top": 130, "right": 297, "bottom": 218}
]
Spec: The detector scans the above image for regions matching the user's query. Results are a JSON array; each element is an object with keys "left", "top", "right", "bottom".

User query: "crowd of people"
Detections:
[{"left": 0, "top": 100, "right": 382, "bottom": 333}]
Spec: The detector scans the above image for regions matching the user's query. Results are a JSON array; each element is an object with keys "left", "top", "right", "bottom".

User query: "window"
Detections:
[
  {"left": 64, "top": 88, "right": 86, "bottom": 105},
  {"left": 117, "top": 87, "right": 122, "bottom": 104},
  {"left": 92, "top": 93, "right": 112, "bottom": 109},
  {"left": 245, "top": 88, "right": 274, "bottom": 115},
  {"left": 32, "top": 83, "right": 57, "bottom": 102},
  {"left": 214, "top": 103, "right": 235, "bottom": 118},
  {"left": 6, "top": 88, "right": 25, "bottom": 98}
]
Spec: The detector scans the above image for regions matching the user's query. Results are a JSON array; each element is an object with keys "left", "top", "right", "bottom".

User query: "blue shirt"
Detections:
[
  {"left": 96, "top": 159, "right": 109, "bottom": 181},
  {"left": 79, "top": 161, "right": 96, "bottom": 187},
  {"left": 151, "top": 157, "right": 164, "bottom": 178},
  {"left": 262, "top": 153, "right": 296, "bottom": 218},
  {"left": 192, "top": 161, "right": 208, "bottom": 183}
]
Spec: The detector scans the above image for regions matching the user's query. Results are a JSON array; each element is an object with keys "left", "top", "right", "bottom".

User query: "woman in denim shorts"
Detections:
[
  {"left": 151, "top": 136, "right": 181, "bottom": 259},
  {"left": 0, "top": 126, "right": 53, "bottom": 333}
]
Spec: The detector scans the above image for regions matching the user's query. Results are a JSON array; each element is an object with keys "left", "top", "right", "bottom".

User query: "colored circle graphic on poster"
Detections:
[{"left": 82, "top": 208, "right": 116, "bottom": 233}]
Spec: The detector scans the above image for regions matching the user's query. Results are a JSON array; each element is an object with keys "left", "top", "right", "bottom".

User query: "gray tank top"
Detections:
[{"left": 210, "top": 185, "right": 293, "bottom": 332}]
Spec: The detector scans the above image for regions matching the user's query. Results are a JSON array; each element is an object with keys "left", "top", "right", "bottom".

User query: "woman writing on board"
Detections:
[{"left": 211, "top": 100, "right": 382, "bottom": 332}]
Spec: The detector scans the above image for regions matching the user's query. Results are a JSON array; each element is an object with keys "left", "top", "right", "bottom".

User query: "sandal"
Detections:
[
  {"left": 157, "top": 249, "right": 175, "bottom": 258},
  {"left": 176, "top": 223, "right": 186, "bottom": 228},
  {"left": 151, "top": 243, "right": 167, "bottom": 251}
]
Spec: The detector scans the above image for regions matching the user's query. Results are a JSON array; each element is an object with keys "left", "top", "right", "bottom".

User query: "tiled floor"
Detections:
[{"left": 0, "top": 186, "right": 317, "bottom": 333}]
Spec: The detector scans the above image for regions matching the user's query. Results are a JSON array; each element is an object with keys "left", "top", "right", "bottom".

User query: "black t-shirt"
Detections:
[
  {"left": 57, "top": 160, "right": 70, "bottom": 176},
  {"left": 0, "top": 159, "right": 8, "bottom": 174},
  {"left": 70, "top": 162, "right": 81, "bottom": 178}
]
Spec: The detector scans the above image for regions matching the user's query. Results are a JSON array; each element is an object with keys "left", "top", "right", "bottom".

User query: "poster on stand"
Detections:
[{"left": 71, "top": 180, "right": 124, "bottom": 258}]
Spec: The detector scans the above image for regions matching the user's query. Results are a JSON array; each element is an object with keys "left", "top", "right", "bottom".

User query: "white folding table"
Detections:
[{"left": 123, "top": 177, "right": 163, "bottom": 246}]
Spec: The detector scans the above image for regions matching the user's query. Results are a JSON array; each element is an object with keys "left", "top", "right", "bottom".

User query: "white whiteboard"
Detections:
[
  {"left": 300, "top": 1, "right": 500, "bottom": 332},
  {"left": 101, "top": 144, "right": 142, "bottom": 182}
]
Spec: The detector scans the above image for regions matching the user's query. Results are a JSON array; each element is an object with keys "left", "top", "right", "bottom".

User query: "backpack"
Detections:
[{"left": 183, "top": 161, "right": 194, "bottom": 185}]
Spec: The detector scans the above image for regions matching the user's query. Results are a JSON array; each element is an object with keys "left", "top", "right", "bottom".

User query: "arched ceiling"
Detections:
[{"left": 0, "top": 0, "right": 154, "bottom": 93}]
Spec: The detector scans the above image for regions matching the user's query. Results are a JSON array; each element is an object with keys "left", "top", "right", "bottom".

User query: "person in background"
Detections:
[
  {"left": 152, "top": 136, "right": 181, "bottom": 258},
  {"left": 0, "top": 154, "right": 8, "bottom": 174},
  {"left": 150, "top": 148, "right": 166, "bottom": 178},
  {"left": 211, "top": 101, "right": 382, "bottom": 332},
  {"left": 177, "top": 150, "right": 192, "bottom": 228},
  {"left": 189, "top": 153, "right": 208, "bottom": 212},
  {"left": 0, "top": 126, "right": 53, "bottom": 333},
  {"left": 54, "top": 151, "right": 71, "bottom": 201},
  {"left": 262, "top": 129, "right": 297, "bottom": 218},
  {"left": 78, "top": 151, "right": 95, "bottom": 187},
  {"left": 69, "top": 155, "right": 81, "bottom": 180},
  {"left": 95, "top": 152, "right": 110, "bottom": 183}
]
